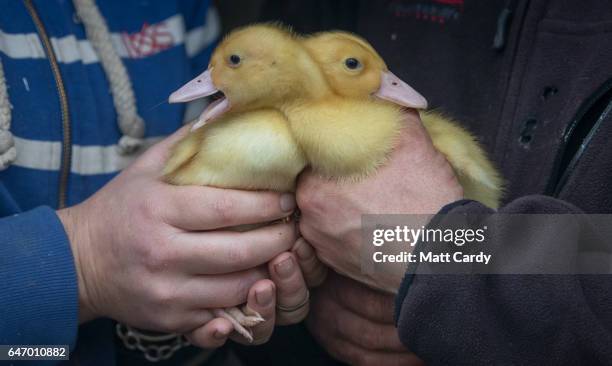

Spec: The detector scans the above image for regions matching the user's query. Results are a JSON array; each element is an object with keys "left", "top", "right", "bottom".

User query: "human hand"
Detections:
[
  {"left": 306, "top": 272, "right": 424, "bottom": 366},
  {"left": 224, "top": 245, "right": 327, "bottom": 346},
  {"left": 57, "top": 126, "right": 298, "bottom": 348},
  {"left": 296, "top": 110, "right": 463, "bottom": 293}
]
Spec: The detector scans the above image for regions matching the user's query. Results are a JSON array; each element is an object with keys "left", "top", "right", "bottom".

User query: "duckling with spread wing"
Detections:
[{"left": 164, "top": 25, "right": 308, "bottom": 341}]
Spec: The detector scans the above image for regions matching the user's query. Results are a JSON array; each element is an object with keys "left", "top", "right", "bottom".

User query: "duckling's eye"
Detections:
[
  {"left": 344, "top": 58, "right": 361, "bottom": 70},
  {"left": 229, "top": 54, "right": 241, "bottom": 67}
]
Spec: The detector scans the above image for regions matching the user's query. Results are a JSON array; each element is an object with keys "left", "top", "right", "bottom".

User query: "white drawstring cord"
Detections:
[
  {"left": 72, "top": 0, "right": 145, "bottom": 155},
  {"left": 0, "top": 0, "right": 146, "bottom": 171},
  {"left": 0, "top": 59, "right": 17, "bottom": 170}
]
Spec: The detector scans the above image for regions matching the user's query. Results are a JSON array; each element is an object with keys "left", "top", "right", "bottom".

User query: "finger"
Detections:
[
  {"left": 292, "top": 238, "right": 328, "bottom": 287},
  {"left": 185, "top": 317, "right": 233, "bottom": 349},
  {"left": 312, "top": 284, "right": 406, "bottom": 352},
  {"left": 181, "top": 267, "right": 268, "bottom": 309},
  {"left": 136, "top": 124, "right": 192, "bottom": 171},
  {"left": 306, "top": 296, "right": 422, "bottom": 365},
  {"left": 269, "top": 252, "right": 310, "bottom": 325},
  {"left": 399, "top": 111, "right": 435, "bottom": 150},
  {"left": 328, "top": 273, "right": 396, "bottom": 323},
  {"left": 168, "top": 309, "right": 216, "bottom": 334},
  {"left": 176, "top": 221, "right": 296, "bottom": 274},
  {"left": 334, "top": 310, "right": 405, "bottom": 352},
  {"left": 231, "top": 279, "right": 277, "bottom": 345},
  {"left": 157, "top": 123, "right": 193, "bottom": 149},
  {"left": 164, "top": 186, "right": 296, "bottom": 230}
]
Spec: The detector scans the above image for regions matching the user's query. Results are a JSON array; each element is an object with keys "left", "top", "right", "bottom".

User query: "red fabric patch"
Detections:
[
  {"left": 390, "top": 0, "right": 463, "bottom": 25},
  {"left": 121, "top": 22, "right": 174, "bottom": 58}
]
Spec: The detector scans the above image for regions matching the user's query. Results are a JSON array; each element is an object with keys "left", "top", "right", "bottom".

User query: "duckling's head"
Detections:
[
  {"left": 169, "top": 24, "right": 328, "bottom": 130},
  {"left": 303, "top": 31, "right": 428, "bottom": 109}
]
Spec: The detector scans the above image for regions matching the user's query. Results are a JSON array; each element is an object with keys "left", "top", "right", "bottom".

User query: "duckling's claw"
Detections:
[{"left": 212, "top": 307, "right": 262, "bottom": 343}]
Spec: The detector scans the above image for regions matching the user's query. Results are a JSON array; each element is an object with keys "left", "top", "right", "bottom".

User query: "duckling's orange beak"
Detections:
[
  {"left": 168, "top": 68, "right": 231, "bottom": 131},
  {"left": 374, "top": 71, "right": 428, "bottom": 110}
]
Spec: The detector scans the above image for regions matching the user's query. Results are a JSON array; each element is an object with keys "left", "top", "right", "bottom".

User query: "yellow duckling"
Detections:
[
  {"left": 300, "top": 31, "right": 503, "bottom": 208},
  {"left": 176, "top": 24, "right": 502, "bottom": 208},
  {"left": 163, "top": 25, "right": 309, "bottom": 342},
  {"left": 164, "top": 25, "right": 307, "bottom": 192},
  {"left": 171, "top": 24, "right": 404, "bottom": 183}
]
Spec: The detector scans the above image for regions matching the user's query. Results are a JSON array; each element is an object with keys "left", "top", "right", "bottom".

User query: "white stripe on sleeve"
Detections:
[
  {"left": 13, "top": 136, "right": 163, "bottom": 175},
  {"left": 0, "top": 13, "right": 217, "bottom": 64}
]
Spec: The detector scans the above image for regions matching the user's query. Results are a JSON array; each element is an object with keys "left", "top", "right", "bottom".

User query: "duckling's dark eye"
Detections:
[
  {"left": 345, "top": 58, "right": 361, "bottom": 70},
  {"left": 229, "top": 54, "right": 241, "bottom": 66}
]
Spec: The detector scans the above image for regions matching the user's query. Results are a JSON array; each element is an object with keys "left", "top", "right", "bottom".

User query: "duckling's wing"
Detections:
[{"left": 421, "top": 111, "right": 504, "bottom": 208}]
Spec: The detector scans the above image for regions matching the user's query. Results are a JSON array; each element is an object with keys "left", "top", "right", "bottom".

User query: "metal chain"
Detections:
[{"left": 116, "top": 323, "right": 190, "bottom": 362}]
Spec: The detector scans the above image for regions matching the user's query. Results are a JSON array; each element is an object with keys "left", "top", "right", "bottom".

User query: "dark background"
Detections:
[{"left": 214, "top": 0, "right": 361, "bottom": 34}]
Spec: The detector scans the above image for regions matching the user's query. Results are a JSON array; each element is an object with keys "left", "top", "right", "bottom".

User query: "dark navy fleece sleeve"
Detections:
[
  {"left": 0, "top": 207, "right": 78, "bottom": 350},
  {"left": 395, "top": 195, "right": 612, "bottom": 365}
]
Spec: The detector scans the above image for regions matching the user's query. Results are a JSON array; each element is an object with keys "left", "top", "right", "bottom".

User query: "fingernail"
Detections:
[
  {"left": 256, "top": 285, "right": 274, "bottom": 307},
  {"left": 280, "top": 194, "right": 296, "bottom": 212},
  {"left": 214, "top": 329, "right": 229, "bottom": 340},
  {"left": 274, "top": 257, "right": 295, "bottom": 279},
  {"left": 294, "top": 240, "right": 313, "bottom": 261}
]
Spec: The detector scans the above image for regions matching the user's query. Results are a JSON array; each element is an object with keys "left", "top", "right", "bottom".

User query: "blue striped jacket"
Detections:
[{"left": 0, "top": 1, "right": 217, "bottom": 364}]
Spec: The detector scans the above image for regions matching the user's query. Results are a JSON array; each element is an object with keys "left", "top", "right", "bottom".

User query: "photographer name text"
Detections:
[{"left": 370, "top": 225, "right": 491, "bottom": 264}]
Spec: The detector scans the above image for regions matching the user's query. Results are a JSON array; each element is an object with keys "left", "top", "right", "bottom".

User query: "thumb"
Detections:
[{"left": 133, "top": 122, "right": 193, "bottom": 172}]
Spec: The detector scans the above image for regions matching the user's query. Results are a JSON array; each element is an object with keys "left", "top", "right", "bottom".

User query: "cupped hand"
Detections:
[
  {"left": 192, "top": 239, "right": 329, "bottom": 347},
  {"left": 296, "top": 110, "right": 463, "bottom": 293},
  {"left": 307, "top": 272, "right": 424, "bottom": 366},
  {"left": 58, "top": 126, "right": 298, "bottom": 340}
]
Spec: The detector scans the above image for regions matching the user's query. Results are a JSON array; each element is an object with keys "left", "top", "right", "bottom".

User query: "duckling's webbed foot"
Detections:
[{"left": 212, "top": 306, "right": 264, "bottom": 343}]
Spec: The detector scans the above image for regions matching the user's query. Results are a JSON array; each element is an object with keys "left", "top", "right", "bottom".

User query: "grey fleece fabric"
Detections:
[
  {"left": 396, "top": 197, "right": 612, "bottom": 365},
  {"left": 373, "top": 1, "right": 612, "bottom": 363}
]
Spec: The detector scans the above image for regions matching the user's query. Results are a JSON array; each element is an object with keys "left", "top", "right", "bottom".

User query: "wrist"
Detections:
[{"left": 57, "top": 204, "right": 99, "bottom": 324}]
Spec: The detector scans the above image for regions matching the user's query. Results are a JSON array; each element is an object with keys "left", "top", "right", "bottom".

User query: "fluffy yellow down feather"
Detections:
[{"left": 164, "top": 109, "right": 305, "bottom": 192}]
